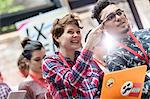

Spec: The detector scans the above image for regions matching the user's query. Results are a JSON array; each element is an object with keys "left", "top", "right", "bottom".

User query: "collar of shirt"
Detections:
[{"left": 55, "top": 51, "right": 80, "bottom": 67}]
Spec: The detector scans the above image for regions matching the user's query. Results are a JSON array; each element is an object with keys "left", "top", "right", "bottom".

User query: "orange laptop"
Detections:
[{"left": 100, "top": 65, "right": 147, "bottom": 99}]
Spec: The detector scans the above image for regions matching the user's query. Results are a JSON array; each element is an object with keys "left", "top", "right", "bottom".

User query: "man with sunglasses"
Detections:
[{"left": 92, "top": 0, "right": 150, "bottom": 98}]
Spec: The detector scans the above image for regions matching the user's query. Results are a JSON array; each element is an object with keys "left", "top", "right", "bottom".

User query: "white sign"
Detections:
[{"left": 15, "top": 7, "right": 69, "bottom": 55}]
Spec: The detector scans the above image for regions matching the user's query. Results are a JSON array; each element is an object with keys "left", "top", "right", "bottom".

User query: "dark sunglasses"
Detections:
[{"left": 103, "top": 9, "right": 124, "bottom": 22}]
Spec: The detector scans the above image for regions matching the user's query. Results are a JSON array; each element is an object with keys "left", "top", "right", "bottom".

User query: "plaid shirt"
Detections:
[
  {"left": 42, "top": 49, "right": 104, "bottom": 98},
  {"left": 0, "top": 83, "right": 11, "bottom": 99},
  {"left": 104, "top": 28, "right": 150, "bottom": 98}
]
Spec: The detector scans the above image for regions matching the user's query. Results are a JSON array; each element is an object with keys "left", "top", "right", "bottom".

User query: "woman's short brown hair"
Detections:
[{"left": 51, "top": 13, "right": 82, "bottom": 48}]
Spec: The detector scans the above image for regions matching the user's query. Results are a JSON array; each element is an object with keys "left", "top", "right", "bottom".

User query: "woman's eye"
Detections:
[
  {"left": 76, "top": 31, "right": 80, "bottom": 34},
  {"left": 33, "top": 59, "right": 41, "bottom": 62},
  {"left": 67, "top": 31, "right": 74, "bottom": 34}
]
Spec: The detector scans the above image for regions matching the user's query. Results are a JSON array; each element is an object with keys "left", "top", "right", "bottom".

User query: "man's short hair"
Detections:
[{"left": 92, "top": 0, "right": 115, "bottom": 24}]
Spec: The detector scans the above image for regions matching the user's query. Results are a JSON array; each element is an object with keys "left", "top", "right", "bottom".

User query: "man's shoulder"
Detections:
[
  {"left": 0, "top": 82, "right": 10, "bottom": 88},
  {"left": 133, "top": 28, "right": 150, "bottom": 40},
  {"left": 0, "top": 83, "right": 11, "bottom": 92},
  {"left": 133, "top": 28, "right": 150, "bottom": 35},
  {"left": 0, "top": 82, "right": 8, "bottom": 86}
]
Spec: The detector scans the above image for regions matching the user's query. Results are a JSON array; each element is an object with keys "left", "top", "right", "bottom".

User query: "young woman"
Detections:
[
  {"left": 42, "top": 13, "right": 104, "bottom": 98},
  {"left": 18, "top": 38, "right": 51, "bottom": 99},
  {"left": 17, "top": 54, "right": 29, "bottom": 78}
]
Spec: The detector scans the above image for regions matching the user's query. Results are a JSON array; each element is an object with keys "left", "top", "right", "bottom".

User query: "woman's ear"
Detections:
[
  {"left": 24, "top": 58, "right": 30, "bottom": 67},
  {"left": 53, "top": 36, "right": 60, "bottom": 43}
]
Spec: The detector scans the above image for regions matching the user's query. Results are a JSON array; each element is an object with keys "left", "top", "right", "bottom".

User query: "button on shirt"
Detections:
[
  {"left": 42, "top": 49, "right": 104, "bottom": 98},
  {"left": 104, "top": 28, "right": 150, "bottom": 97}
]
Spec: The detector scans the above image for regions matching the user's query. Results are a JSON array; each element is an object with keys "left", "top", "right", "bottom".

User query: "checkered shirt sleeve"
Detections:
[
  {"left": 42, "top": 49, "right": 103, "bottom": 98},
  {"left": 0, "top": 83, "right": 11, "bottom": 99}
]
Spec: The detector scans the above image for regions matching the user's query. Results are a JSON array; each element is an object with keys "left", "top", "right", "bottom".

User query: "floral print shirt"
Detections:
[{"left": 104, "top": 28, "right": 150, "bottom": 98}]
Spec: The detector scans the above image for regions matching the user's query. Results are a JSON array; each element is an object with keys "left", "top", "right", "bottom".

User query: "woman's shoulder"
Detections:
[
  {"left": 18, "top": 76, "right": 35, "bottom": 89},
  {"left": 19, "top": 80, "right": 31, "bottom": 89},
  {"left": 18, "top": 81, "right": 35, "bottom": 99},
  {"left": 44, "top": 53, "right": 60, "bottom": 59},
  {"left": 43, "top": 53, "right": 61, "bottom": 63}
]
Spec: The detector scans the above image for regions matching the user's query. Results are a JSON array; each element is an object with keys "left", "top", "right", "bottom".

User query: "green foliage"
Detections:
[
  {"left": 0, "top": 0, "right": 24, "bottom": 14},
  {"left": 0, "top": 25, "right": 16, "bottom": 34},
  {"left": 0, "top": 0, "right": 23, "bottom": 33}
]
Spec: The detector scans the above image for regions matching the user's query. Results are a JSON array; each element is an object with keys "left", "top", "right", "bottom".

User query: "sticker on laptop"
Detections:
[
  {"left": 121, "top": 81, "right": 133, "bottom": 96},
  {"left": 106, "top": 78, "right": 114, "bottom": 88},
  {"left": 121, "top": 81, "right": 143, "bottom": 97}
]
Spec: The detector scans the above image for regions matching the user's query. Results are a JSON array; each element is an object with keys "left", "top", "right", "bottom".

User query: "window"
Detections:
[
  {"left": 0, "top": 0, "right": 60, "bottom": 34},
  {"left": 68, "top": 0, "right": 97, "bottom": 9}
]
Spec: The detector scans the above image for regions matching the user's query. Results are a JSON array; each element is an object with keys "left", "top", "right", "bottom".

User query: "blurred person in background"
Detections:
[
  {"left": 92, "top": 0, "right": 150, "bottom": 98},
  {"left": 17, "top": 54, "right": 29, "bottom": 78},
  {"left": 0, "top": 72, "right": 11, "bottom": 99},
  {"left": 42, "top": 13, "right": 105, "bottom": 98},
  {"left": 18, "top": 38, "right": 52, "bottom": 99},
  {"left": 0, "top": 72, "right": 4, "bottom": 83}
]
